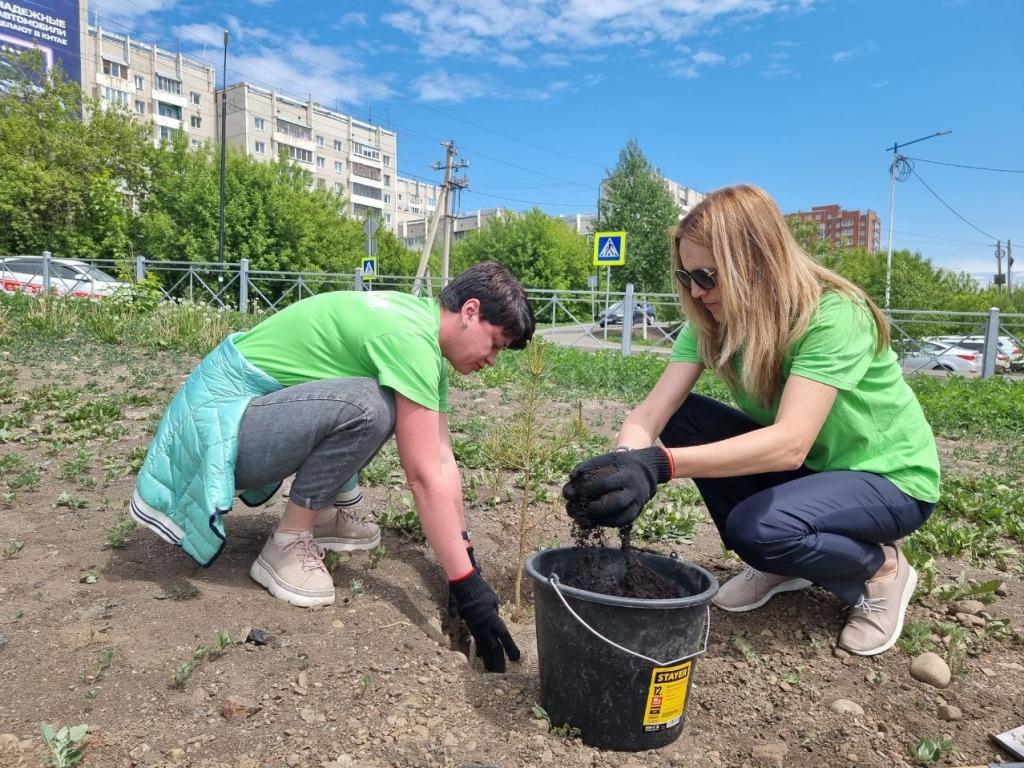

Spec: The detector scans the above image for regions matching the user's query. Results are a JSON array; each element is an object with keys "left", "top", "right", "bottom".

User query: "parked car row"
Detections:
[
  {"left": 922, "top": 335, "right": 1022, "bottom": 373},
  {"left": 0, "top": 255, "right": 128, "bottom": 299},
  {"left": 597, "top": 300, "right": 657, "bottom": 328}
]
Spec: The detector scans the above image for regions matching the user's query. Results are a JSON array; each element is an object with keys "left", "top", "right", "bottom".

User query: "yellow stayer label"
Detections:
[{"left": 642, "top": 660, "right": 692, "bottom": 731}]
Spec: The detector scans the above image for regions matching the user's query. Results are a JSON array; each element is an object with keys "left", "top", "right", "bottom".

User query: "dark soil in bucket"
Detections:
[{"left": 566, "top": 521, "right": 683, "bottom": 599}]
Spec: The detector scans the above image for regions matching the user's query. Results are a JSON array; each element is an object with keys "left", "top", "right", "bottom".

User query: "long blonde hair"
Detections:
[{"left": 671, "top": 184, "right": 890, "bottom": 407}]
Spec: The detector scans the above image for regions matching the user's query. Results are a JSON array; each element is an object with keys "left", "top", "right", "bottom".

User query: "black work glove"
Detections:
[
  {"left": 447, "top": 537, "right": 479, "bottom": 618},
  {"left": 448, "top": 571, "right": 521, "bottom": 672},
  {"left": 562, "top": 447, "right": 672, "bottom": 528}
]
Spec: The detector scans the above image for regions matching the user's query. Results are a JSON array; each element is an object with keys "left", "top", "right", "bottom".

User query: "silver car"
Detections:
[
  {"left": 901, "top": 341, "right": 981, "bottom": 377},
  {"left": 0, "top": 255, "right": 129, "bottom": 299}
]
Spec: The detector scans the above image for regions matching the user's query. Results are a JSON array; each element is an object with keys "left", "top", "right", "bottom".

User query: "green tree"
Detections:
[
  {"left": 451, "top": 208, "right": 590, "bottom": 289},
  {"left": 0, "top": 49, "right": 150, "bottom": 259},
  {"left": 596, "top": 139, "right": 680, "bottom": 293}
]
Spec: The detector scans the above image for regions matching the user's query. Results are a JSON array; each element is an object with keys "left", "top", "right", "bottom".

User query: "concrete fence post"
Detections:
[
  {"left": 621, "top": 283, "right": 635, "bottom": 356},
  {"left": 981, "top": 306, "right": 1000, "bottom": 379},
  {"left": 135, "top": 255, "right": 146, "bottom": 283},
  {"left": 41, "top": 251, "right": 51, "bottom": 295},
  {"left": 354, "top": 268, "right": 364, "bottom": 292},
  {"left": 239, "top": 259, "right": 249, "bottom": 313}
]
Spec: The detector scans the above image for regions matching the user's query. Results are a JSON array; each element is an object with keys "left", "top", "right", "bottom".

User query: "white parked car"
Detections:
[
  {"left": 924, "top": 335, "right": 1013, "bottom": 374},
  {"left": 0, "top": 255, "right": 129, "bottom": 299},
  {"left": 902, "top": 341, "right": 981, "bottom": 377}
]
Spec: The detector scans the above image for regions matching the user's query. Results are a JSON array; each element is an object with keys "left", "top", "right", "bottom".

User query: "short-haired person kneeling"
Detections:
[
  {"left": 132, "top": 261, "right": 534, "bottom": 672},
  {"left": 564, "top": 185, "right": 939, "bottom": 657}
]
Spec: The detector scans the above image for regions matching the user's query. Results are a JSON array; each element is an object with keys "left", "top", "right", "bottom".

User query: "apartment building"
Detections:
[
  {"left": 396, "top": 207, "right": 515, "bottom": 252},
  {"left": 221, "top": 82, "right": 398, "bottom": 225},
  {"left": 788, "top": 204, "right": 882, "bottom": 253},
  {"left": 662, "top": 177, "right": 705, "bottom": 216},
  {"left": 84, "top": 25, "right": 218, "bottom": 148}
]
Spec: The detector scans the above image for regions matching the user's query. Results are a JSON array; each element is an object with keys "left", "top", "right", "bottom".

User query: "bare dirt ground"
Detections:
[{"left": 1, "top": 341, "right": 1022, "bottom": 768}]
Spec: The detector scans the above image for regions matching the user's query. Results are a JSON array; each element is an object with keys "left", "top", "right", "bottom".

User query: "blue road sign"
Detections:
[
  {"left": 362, "top": 257, "right": 376, "bottom": 280},
  {"left": 593, "top": 231, "right": 626, "bottom": 266}
]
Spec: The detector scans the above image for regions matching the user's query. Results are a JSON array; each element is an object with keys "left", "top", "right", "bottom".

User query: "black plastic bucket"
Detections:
[{"left": 525, "top": 547, "right": 718, "bottom": 751}]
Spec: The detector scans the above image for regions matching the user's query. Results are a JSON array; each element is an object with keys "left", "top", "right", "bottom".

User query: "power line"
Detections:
[
  {"left": 906, "top": 156, "right": 1024, "bottom": 175},
  {"left": 466, "top": 190, "right": 595, "bottom": 208},
  {"left": 892, "top": 230, "right": 993, "bottom": 247},
  {"left": 907, "top": 162, "right": 999, "bottom": 243}
]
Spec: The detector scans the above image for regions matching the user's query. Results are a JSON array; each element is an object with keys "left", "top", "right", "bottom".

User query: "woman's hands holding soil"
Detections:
[{"left": 562, "top": 447, "right": 673, "bottom": 528}]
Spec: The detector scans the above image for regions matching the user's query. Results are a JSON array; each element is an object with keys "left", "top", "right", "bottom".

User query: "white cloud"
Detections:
[
  {"left": 831, "top": 49, "right": 856, "bottom": 62},
  {"left": 872, "top": 78, "right": 888, "bottom": 88},
  {"left": 92, "top": 0, "right": 178, "bottom": 21},
  {"left": 385, "top": 0, "right": 816, "bottom": 62},
  {"left": 412, "top": 69, "right": 492, "bottom": 103},
  {"left": 338, "top": 12, "right": 368, "bottom": 26},
  {"left": 669, "top": 47, "right": 727, "bottom": 79},
  {"left": 248, "top": 0, "right": 277, "bottom": 6}
]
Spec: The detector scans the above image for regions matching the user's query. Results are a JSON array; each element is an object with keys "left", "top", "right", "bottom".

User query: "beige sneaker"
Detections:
[
  {"left": 249, "top": 530, "right": 335, "bottom": 608},
  {"left": 838, "top": 547, "right": 917, "bottom": 656},
  {"left": 712, "top": 564, "right": 812, "bottom": 612},
  {"left": 313, "top": 503, "right": 381, "bottom": 552}
]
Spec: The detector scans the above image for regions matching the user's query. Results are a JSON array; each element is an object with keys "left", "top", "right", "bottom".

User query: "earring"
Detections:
[{"left": 461, "top": 320, "right": 469, "bottom": 329}]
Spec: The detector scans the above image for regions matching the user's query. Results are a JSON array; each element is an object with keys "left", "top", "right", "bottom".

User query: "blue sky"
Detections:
[{"left": 92, "top": 0, "right": 1023, "bottom": 283}]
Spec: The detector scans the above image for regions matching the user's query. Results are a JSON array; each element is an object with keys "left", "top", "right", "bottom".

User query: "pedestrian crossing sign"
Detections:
[
  {"left": 593, "top": 231, "right": 626, "bottom": 266},
  {"left": 362, "top": 257, "right": 376, "bottom": 280}
]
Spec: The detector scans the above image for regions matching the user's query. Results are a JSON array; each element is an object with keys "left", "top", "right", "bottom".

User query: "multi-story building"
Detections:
[
  {"left": 396, "top": 177, "right": 440, "bottom": 225},
  {"left": 787, "top": 204, "right": 882, "bottom": 253},
  {"left": 84, "top": 25, "right": 218, "bottom": 148},
  {"left": 220, "top": 82, "right": 398, "bottom": 225},
  {"left": 662, "top": 178, "right": 705, "bottom": 217}
]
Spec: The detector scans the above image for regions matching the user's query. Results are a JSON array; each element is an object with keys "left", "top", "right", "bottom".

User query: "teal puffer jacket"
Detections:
[{"left": 131, "top": 334, "right": 282, "bottom": 566}]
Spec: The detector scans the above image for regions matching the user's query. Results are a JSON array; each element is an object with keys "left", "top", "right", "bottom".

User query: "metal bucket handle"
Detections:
[{"left": 548, "top": 573, "right": 711, "bottom": 667}]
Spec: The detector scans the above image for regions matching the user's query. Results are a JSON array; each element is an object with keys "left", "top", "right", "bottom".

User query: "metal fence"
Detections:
[{"left": 4, "top": 252, "right": 1024, "bottom": 378}]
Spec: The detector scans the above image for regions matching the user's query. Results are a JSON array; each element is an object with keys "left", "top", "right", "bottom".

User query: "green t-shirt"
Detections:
[
  {"left": 670, "top": 292, "right": 940, "bottom": 502},
  {"left": 234, "top": 291, "right": 449, "bottom": 412}
]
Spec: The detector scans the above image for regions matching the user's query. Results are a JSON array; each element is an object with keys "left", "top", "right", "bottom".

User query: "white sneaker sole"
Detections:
[
  {"left": 315, "top": 530, "right": 382, "bottom": 553},
  {"left": 249, "top": 558, "right": 335, "bottom": 608},
  {"left": 842, "top": 566, "right": 918, "bottom": 657},
  {"left": 713, "top": 577, "right": 813, "bottom": 613}
]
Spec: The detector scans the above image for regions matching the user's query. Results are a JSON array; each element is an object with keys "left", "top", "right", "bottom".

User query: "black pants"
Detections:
[{"left": 660, "top": 394, "right": 934, "bottom": 605}]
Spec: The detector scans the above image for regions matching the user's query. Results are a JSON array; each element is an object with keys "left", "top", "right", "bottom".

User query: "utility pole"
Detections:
[
  {"left": 217, "top": 30, "right": 229, "bottom": 282},
  {"left": 1008, "top": 240, "right": 1014, "bottom": 299},
  {"left": 412, "top": 140, "right": 469, "bottom": 290},
  {"left": 883, "top": 130, "right": 951, "bottom": 309},
  {"left": 995, "top": 241, "right": 1005, "bottom": 292}
]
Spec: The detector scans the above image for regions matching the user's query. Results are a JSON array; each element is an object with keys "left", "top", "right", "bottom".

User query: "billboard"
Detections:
[{"left": 0, "top": 0, "right": 82, "bottom": 83}]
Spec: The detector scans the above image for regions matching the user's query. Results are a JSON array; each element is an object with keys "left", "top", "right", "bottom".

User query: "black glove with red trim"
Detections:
[
  {"left": 562, "top": 447, "right": 673, "bottom": 528},
  {"left": 448, "top": 571, "right": 521, "bottom": 672},
  {"left": 447, "top": 534, "right": 479, "bottom": 618}
]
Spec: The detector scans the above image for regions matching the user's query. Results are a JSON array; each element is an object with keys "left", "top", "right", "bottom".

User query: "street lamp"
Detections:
[{"left": 883, "top": 130, "right": 951, "bottom": 309}]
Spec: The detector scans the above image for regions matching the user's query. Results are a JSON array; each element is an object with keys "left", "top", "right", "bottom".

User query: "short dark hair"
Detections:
[{"left": 439, "top": 261, "right": 535, "bottom": 349}]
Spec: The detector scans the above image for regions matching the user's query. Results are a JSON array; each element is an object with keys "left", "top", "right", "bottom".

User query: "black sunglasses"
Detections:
[{"left": 674, "top": 267, "right": 717, "bottom": 291}]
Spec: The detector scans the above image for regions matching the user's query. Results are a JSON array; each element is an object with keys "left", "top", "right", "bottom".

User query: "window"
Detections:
[
  {"left": 316, "top": 178, "right": 326, "bottom": 188},
  {"left": 351, "top": 182, "right": 382, "bottom": 200},
  {"left": 157, "top": 102, "right": 182, "bottom": 120},
  {"left": 159, "top": 125, "right": 178, "bottom": 142},
  {"left": 334, "top": 182, "right": 344, "bottom": 194},
  {"left": 190, "top": 115, "right": 202, "bottom": 129},
  {"left": 135, "top": 100, "right": 146, "bottom": 115},
  {"left": 103, "top": 60, "right": 128, "bottom": 79},
  {"left": 134, "top": 75, "right": 144, "bottom": 89},
  {"left": 383, "top": 174, "right": 391, "bottom": 186},
  {"left": 351, "top": 141, "right": 380, "bottom": 161},
  {"left": 286, "top": 145, "right": 314, "bottom": 163},
  {"left": 351, "top": 161, "right": 381, "bottom": 181},
  {"left": 316, "top": 156, "right": 325, "bottom": 168},
  {"left": 316, "top": 135, "right": 324, "bottom": 147},
  {"left": 190, "top": 139, "right": 201, "bottom": 149},
  {"left": 254, "top": 116, "right": 266, "bottom": 131},
  {"left": 101, "top": 86, "right": 130, "bottom": 107},
  {"left": 334, "top": 161, "right": 344, "bottom": 173},
  {"left": 385, "top": 213, "right": 392, "bottom": 224},
  {"left": 382, "top": 154, "right": 391, "bottom": 167},
  {"left": 190, "top": 91, "right": 201, "bottom": 105},
  {"left": 383, "top": 194, "right": 391, "bottom": 204},
  {"left": 254, "top": 140, "right": 266, "bottom": 154},
  {"left": 156, "top": 75, "right": 182, "bottom": 95},
  {"left": 333, "top": 140, "right": 344, "bottom": 151},
  {"left": 277, "top": 119, "right": 311, "bottom": 141}
]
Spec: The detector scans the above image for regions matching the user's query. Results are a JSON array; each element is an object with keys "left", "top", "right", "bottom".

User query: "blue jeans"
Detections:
[
  {"left": 234, "top": 378, "right": 396, "bottom": 511},
  {"left": 660, "top": 394, "right": 934, "bottom": 605}
]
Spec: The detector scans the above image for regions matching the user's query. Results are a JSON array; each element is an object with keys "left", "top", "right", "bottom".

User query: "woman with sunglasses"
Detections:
[{"left": 563, "top": 184, "right": 939, "bottom": 657}]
